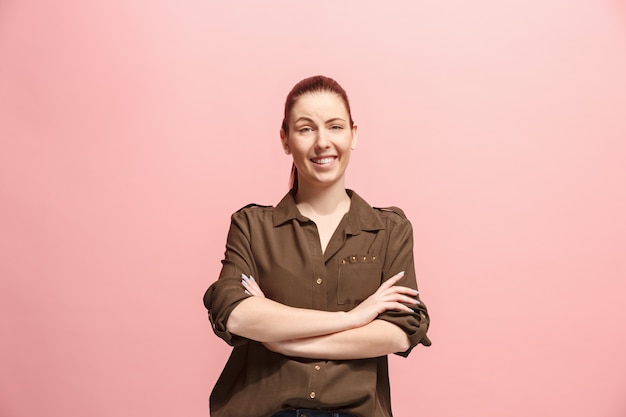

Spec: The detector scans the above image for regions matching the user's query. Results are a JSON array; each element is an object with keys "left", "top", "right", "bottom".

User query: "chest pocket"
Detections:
[{"left": 337, "top": 254, "right": 382, "bottom": 305}]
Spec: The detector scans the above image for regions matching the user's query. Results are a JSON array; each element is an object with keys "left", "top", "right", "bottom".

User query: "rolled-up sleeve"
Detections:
[
  {"left": 203, "top": 211, "right": 258, "bottom": 346},
  {"left": 376, "top": 211, "right": 431, "bottom": 357}
]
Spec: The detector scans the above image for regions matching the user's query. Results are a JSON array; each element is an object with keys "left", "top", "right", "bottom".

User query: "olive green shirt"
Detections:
[{"left": 204, "top": 189, "right": 431, "bottom": 417}]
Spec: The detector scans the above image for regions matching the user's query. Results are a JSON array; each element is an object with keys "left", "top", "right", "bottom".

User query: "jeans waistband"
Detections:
[{"left": 270, "top": 409, "right": 356, "bottom": 417}]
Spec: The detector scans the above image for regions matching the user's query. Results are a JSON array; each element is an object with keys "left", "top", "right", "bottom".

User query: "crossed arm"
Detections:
[{"left": 226, "top": 272, "right": 420, "bottom": 360}]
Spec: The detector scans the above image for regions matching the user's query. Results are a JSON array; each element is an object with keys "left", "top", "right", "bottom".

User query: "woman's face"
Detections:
[{"left": 280, "top": 91, "right": 357, "bottom": 190}]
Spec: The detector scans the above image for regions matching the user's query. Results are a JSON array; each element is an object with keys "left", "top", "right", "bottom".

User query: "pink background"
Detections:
[{"left": 1, "top": 1, "right": 625, "bottom": 416}]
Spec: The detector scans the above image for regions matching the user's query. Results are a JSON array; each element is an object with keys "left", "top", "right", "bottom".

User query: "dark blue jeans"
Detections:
[{"left": 271, "top": 410, "right": 356, "bottom": 417}]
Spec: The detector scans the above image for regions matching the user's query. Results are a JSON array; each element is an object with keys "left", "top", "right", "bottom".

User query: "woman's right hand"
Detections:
[
  {"left": 241, "top": 274, "right": 265, "bottom": 298},
  {"left": 347, "top": 271, "right": 420, "bottom": 328}
]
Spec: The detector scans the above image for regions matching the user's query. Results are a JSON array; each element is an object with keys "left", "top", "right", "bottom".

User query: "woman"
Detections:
[{"left": 203, "top": 75, "right": 431, "bottom": 417}]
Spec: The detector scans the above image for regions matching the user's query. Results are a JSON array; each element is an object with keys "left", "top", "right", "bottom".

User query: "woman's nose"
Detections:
[{"left": 315, "top": 129, "right": 331, "bottom": 148}]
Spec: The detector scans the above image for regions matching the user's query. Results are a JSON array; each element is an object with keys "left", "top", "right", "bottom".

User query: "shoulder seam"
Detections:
[
  {"left": 373, "top": 205, "right": 407, "bottom": 219},
  {"left": 235, "top": 203, "right": 273, "bottom": 213}
]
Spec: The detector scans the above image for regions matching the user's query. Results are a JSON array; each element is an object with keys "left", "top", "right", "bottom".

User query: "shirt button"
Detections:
[
  {"left": 316, "top": 278, "right": 322, "bottom": 285},
  {"left": 351, "top": 256, "right": 356, "bottom": 261},
  {"left": 314, "top": 365, "right": 321, "bottom": 371},
  {"left": 309, "top": 391, "right": 316, "bottom": 399}
]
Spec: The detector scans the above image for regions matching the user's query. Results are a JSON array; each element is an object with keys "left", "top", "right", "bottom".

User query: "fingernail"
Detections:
[
  {"left": 250, "top": 276, "right": 255, "bottom": 282},
  {"left": 414, "top": 300, "right": 421, "bottom": 304},
  {"left": 241, "top": 273, "right": 248, "bottom": 280},
  {"left": 413, "top": 289, "right": 419, "bottom": 295},
  {"left": 398, "top": 271, "right": 405, "bottom": 276},
  {"left": 408, "top": 307, "right": 415, "bottom": 312},
  {"left": 244, "top": 290, "right": 250, "bottom": 295}
]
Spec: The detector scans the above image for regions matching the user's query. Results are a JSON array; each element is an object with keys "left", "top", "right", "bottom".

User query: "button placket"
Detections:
[
  {"left": 304, "top": 221, "right": 327, "bottom": 310},
  {"left": 308, "top": 361, "right": 324, "bottom": 407}
]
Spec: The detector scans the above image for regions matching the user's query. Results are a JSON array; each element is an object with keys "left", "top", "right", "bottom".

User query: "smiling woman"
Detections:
[
  {"left": 203, "top": 76, "right": 431, "bottom": 417},
  {"left": 280, "top": 76, "right": 357, "bottom": 192},
  {"left": 280, "top": 92, "right": 357, "bottom": 204}
]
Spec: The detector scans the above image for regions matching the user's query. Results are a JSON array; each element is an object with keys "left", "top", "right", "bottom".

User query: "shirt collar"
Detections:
[{"left": 273, "top": 189, "right": 385, "bottom": 233}]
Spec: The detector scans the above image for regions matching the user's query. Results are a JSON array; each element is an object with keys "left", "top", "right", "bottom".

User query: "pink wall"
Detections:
[{"left": 1, "top": 1, "right": 625, "bottom": 416}]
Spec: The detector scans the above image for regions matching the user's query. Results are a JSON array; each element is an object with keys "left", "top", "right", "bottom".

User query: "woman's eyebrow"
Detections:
[
  {"left": 294, "top": 116, "right": 315, "bottom": 124},
  {"left": 294, "top": 116, "right": 346, "bottom": 124}
]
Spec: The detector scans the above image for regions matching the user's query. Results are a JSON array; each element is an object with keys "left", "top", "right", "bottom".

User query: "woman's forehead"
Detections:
[{"left": 290, "top": 92, "right": 349, "bottom": 120}]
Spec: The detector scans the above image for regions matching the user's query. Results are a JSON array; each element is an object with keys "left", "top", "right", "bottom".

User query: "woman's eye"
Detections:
[
  {"left": 298, "top": 127, "right": 313, "bottom": 133},
  {"left": 330, "top": 125, "right": 343, "bottom": 130}
]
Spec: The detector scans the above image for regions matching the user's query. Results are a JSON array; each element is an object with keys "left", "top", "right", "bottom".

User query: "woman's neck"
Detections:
[{"left": 295, "top": 181, "right": 350, "bottom": 217}]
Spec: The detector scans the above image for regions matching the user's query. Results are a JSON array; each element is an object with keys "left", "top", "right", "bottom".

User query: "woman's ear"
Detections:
[
  {"left": 351, "top": 124, "right": 358, "bottom": 150},
  {"left": 280, "top": 129, "right": 291, "bottom": 154}
]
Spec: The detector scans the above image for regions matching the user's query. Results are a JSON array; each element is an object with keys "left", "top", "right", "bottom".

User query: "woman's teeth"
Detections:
[{"left": 312, "top": 157, "right": 334, "bottom": 164}]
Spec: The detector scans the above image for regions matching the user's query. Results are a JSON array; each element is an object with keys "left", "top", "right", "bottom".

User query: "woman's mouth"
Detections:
[{"left": 310, "top": 156, "right": 336, "bottom": 165}]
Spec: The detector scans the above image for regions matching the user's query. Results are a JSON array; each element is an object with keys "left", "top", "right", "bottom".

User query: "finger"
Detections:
[
  {"left": 386, "top": 301, "right": 417, "bottom": 313},
  {"left": 241, "top": 276, "right": 251, "bottom": 287},
  {"left": 380, "top": 296, "right": 420, "bottom": 309},
  {"left": 378, "top": 289, "right": 421, "bottom": 305},
  {"left": 242, "top": 274, "right": 266, "bottom": 297},
  {"left": 379, "top": 271, "right": 405, "bottom": 290},
  {"left": 241, "top": 275, "right": 259, "bottom": 293},
  {"left": 246, "top": 276, "right": 261, "bottom": 291},
  {"left": 377, "top": 287, "right": 416, "bottom": 301},
  {"left": 382, "top": 285, "right": 419, "bottom": 297},
  {"left": 242, "top": 273, "right": 257, "bottom": 285},
  {"left": 242, "top": 279, "right": 257, "bottom": 295},
  {"left": 243, "top": 281, "right": 255, "bottom": 292},
  {"left": 397, "top": 295, "right": 421, "bottom": 305},
  {"left": 242, "top": 274, "right": 257, "bottom": 289}
]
